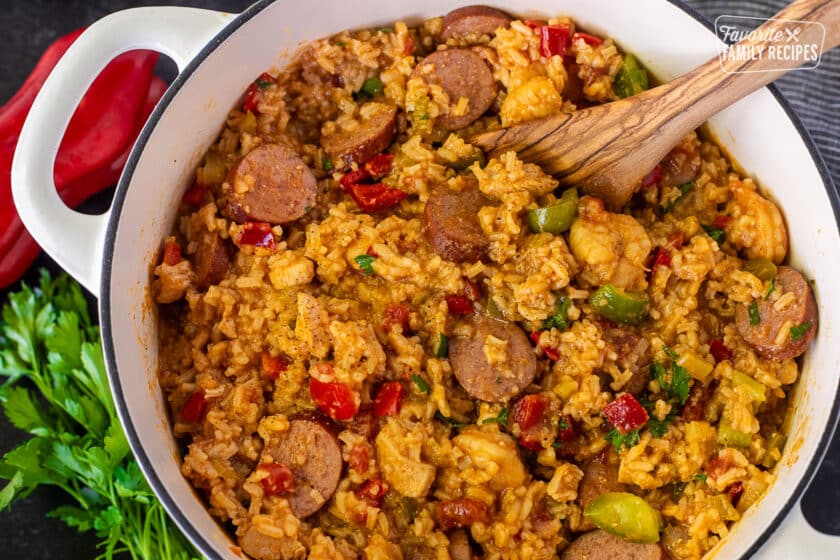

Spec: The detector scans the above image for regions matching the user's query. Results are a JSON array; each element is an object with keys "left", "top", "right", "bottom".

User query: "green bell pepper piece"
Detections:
[
  {"left": 589, "top": 284, "right": 649, "bottom": 325},
  {"left": 614, "top": 54, "right": 649, "bottom": 98},
  {"left": 717, "top": 419, "right": 752, "bottom": 447},
  {"left": 743, "top": 258, "right": 777, "bottom": 281},
  {"left": 584, "top": 492, "right": 662, "bottom": 544},
  {"left": 526, "top": 188, "right": 578, "bottom": 234},
  {"left": 731, "top": 370, "right": 767, "bottom": 403}
]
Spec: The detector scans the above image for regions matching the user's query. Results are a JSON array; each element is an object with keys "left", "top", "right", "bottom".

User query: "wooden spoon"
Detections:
[{"left": 471, "top": 0, "right": 840, "bottom": 209}]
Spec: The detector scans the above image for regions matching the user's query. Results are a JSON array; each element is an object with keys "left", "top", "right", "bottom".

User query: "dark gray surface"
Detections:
[{"left": 0, "top": 1, "right": 838, "bottom": 559}]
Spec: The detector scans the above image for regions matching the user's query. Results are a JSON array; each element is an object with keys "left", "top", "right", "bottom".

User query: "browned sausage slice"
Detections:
[
  {"left": 560, "top": 530, "right": 667, "bottom": 560},
  {"left": 602, "top": 327, "right": 650, "bottom": 395},
  {"left": 424, "top": 181, "right": 491, "bottom": 262},
  {"left": 439, "top": 5, "right": 512, "bottom": 41},
  {"left": 661, "top": 143, "right": 700, "bottom": 187},
  {"left": 226, "top": 143, "right": 317, "bottom": 225},
  {"left": 450, "top": 314, "right": 537, "bottom": 402},
  {"left": 447, "top": 529, "right": 473, "bottom": 560},
  {"left": 321, "top": 102, "right": 397, "bottom": 170},
  {"left": 735, "top": 266, "right": 818, "bottom": 360},
  {"left": 193, "top": 231, "right": 231, "bottom": 289},
  {"left": 576, "top": 450, "right": 626, "bottom": 532},
  {"left": 263, "top": 417, "right": 343, "bottom": 518},
  {"left": 239, "top": 525, "right": 304, "bottom": 560},
  {"left": 412, "top": 49, "right": 496, "bottom": 130}
]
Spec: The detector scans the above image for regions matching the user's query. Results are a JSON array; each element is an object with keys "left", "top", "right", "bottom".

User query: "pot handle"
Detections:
[
  {"left": 11, "top": 6, "right": 233, "bottom": 296},
  {"left": 757, "top": 498, "right": 840, "bottom": 558}
]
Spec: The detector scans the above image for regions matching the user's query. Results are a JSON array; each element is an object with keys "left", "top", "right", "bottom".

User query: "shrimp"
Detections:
[
  {"left": 725, "top": 179, "right": 788, "bottom": 264},
  {"left": 569, "top": 196, "right": 652, "bottom": 291}
]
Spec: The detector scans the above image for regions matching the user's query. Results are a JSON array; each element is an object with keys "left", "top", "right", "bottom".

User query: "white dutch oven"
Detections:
[{"left": 10, "top": 0, "right": 840, "bottom": 558}]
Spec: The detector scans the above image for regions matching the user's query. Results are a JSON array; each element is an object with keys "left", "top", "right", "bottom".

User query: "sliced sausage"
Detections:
[
  {"left": 576, "top": 450, "right": 626, "bottom": 531},
  {"left": 560, "top": 530, "right": 667, "bottom": 560},
  {"left": 735, "top": 266, "right": 818, "bottom": 360},
  {"left": 661, "top": 143, "right": 700, "bottom": 187},
  {"left": 447, "top": 529, "right": 473, "bottom": 560},
  {"left": 321, "top": 102, "right": 397, "bottom": 170},
  {"left": 450, "top": 314, "right": 537, "bottom": 402},
  {"left": 602, "top": 327, "right": 651, "bottom": 395},
  {"left": 263, "top": 416, "right": 343, "bottom": 518},
  {"left": 439, "top": 5, "right": 512, "bottom": 41},
  {"left": 424, "top": 181, "right": 491, "bottom": 262},
  {"left": 227, "top": 143, "right": 317, "bottom": 225},
  {"left": 681, "top": 381, "right": 715, "bottom": 422},
  {"left": 238, "top": 525, "right": 304, "bottom": 560},
  {"left": 193, "top": 231, "right": 231, "bottom": 289},
  {"left": 412, "top": 49, "right": 496, "bottom": 130}
]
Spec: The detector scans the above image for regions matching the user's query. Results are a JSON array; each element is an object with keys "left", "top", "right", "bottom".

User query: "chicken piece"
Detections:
[{"left": 569, "top": 196, "right": 652, "bottom": 290}]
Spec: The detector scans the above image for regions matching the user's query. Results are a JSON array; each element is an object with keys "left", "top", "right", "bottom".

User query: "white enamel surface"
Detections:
[{"left": 17, "top": 1, "right": 839, "bottom": 558}]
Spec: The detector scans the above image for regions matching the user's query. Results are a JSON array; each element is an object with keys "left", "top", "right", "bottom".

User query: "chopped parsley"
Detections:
[
  {"left": 662, "top": 182, "right": 694, "bottom": 213},
  {"left": 542, "top": 296, "right": 571, "bottom": 331},
  {"left": 765, "top": 277, "right": 776, "bottom": 299},
  {"left": 411, "top": 374, "right": 430, "bottom": 394},
  {"left": 605, "top": 427, "right": 641, "bottom": 453},
  {"left": 378, "top": 27, "right": 395, "bottom": 33},
  {"left": 334, "top": 40, "right": 347, "bottom": 47},
  {"left": 255, "top": 76, "right": 273, "bottom": 90},
  {"left": 558, "top": 418, "right": 570, "bottom": 431},
  {"left": 748, "top": 301, "right": 760, "bottom": 326},
  {"left": 670, "top": 481, "right": 688, "bottom": 502},
  {"left": 354, "top": 76, "right": 384, "bottom": 100},
  {"left": 790, "top": 321, "right": 813, "bottom": 341},
  {"left": 702, "top": 224, "right": 725, "bottom": 243},
  {"left": 650, "top": 346, "right": 690, "bottom": 405},
  {"left": 694, "top": 473, "right": 708, "bottom": 483},
  {"left": 434, "top": 333, "right": 449, "bottom": 358},
  {"left": 551, "top": 440, "right": 564, "bottom": 449},
  {"left": 323, "top": 157, "right": 333, "bottom": 172},
  {"left": 482, "top": 407, "right": 509, "bottom": 425},
  {"left": 648, "top": 410, "right": 676, "bottom": 437},
  {"left": 354, "top": 254, "right": 376, "bottom": 275},
  {"left": 435, "top": 411, "right": 469, "bottom": 429}
]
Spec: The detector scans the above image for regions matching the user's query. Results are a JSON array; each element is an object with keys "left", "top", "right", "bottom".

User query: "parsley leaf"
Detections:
[
  {"left": 662, "top": 182, "right": 694, "bottom": 213},
  {"left": 605, "top": 427, "right": 641, "bottom": 453},
  {"left": 650, "top": 346, "right": 690, "bottom": 405},
  {"left": 354, "top": 76, "right": 384, "bottom": 100},
  {"left": 748, "top": 301, "right": 760, "bottom": 326},
  {"left": 694, "top": 473, "right": 708, "bottom": 482},
  {"left": 765, "top": 277, "right": 776, "bottom": 299},
  {"left": 411, "top": 374, "right": 429, "bottom": 394},
  {"left": 323, "top": 157, "right": 333, "bottom": 172},
  {"left": 701, "top": 224, "right": 725, "bottom": 243},
  {"left": 790, "top": 321, "right": 813, "bottom": 341},
  {"left": 435, "top": 411, "right": 469, "bottom": 429},
  {"left": 542, "top": 296, "right": 571, "bottom": 331},
  {"left": 482, "top": 407, "right": 509, "bottom": 425},
  {"left": 648, "top": 410, "right": 676, "bottom": 437},
  {"left": 435, "top": 333, "right": 449, "bottom": 358},
  {"left": 0, "top": 272, "right": 198, "bottom": 558},
  {"left": 354, "top": 254, "right": 376, "bottom": 275}
]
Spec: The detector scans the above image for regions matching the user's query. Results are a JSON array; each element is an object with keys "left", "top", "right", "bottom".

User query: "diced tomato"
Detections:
[
  {"left": 511, "top": 394, "right": 549, "bottom": 431},
  {"left": 464, "top": 279, "right": 482, "bottom": 301},
  {"left": 530, "top": 332, "right": 560, "bottom": 362},
  {"left": 382, "top": 303, "right": 410, "bottom": 333},
  {"left": 339, "top": 168, "right": 371, "bottom": 191},
  {"left": 572, "top": 31, "right": 603, "bottom": 46},
  {"left": 603, "top": 393, "right": 649, "bottom": 434},
  {"left": 642, "top": 164, "right": 663, "bottom": 189},
  {"left": 557, "top": 415, "right": 577, "bottom": 442},
  {"left": 182, "top": 182, "right": 207, "bottom": 207},
  {"left": 163, "top": 239, "right": 182, "bottom": 266},
  {"left": 373, "top": 381, "right": 405, "bottom": 417},
  {"left": 239, "top": 222, "right": 276, "bottom": 250},
  {"left": 243, "top": 72, "right": 275, "bottom": 113},
  {"left": 539, "top": 24, "right": 571, "bottom": 58},
  {"left": 257, "top": 462, "right": 295, "bottom": 496},
  {"left": 261, "top": 353, "right": 289, "bottom": 381},
  {"left": 709, "top": 339, "right": 733, "bottom": 363},
  {"left": 713, "top": 215, "right": 732, "bottom": 229},
  {"left": 445, "top": 294, "right": 474, "bottom": 316},
  {"left": 347, "top": 183, "right": 407, "bottom": 212},
  {"left": 365, "top": 153, "right": 395, "bottom": 178},
  {"left": 355, "top": 477, "right": 389, "bottom": 507},
  {"left": 180, "top": 391, "right": 207, "bottom": 423},
  {"left": 348, "top": 443, "right": 372, "bottom": 473},
  {"left": 652, "top": 246, "right": 672, "bottom": 268},
  {"left": 403, "top": 36, "right": 416, "bottom": 56},
  {"left": 310, "top": 377, "right": 359, "bottom": 420},
  {"left": 524, "top": 20, "right": 544, "bottom": 31},
  {"left": 727, "top": 481, "right": 744, "bottom": 505},
  {"left": 437, "top": 498, "right": 490, "bottom": 531}
]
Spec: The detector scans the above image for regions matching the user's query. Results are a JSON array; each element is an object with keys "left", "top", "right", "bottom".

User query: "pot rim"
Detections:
[{"left": 98, "top": 1, "right": 840, "bottom": 558}]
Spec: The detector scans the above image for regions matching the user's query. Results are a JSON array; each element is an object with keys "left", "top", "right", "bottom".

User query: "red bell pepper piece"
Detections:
[
  {"left": 340, "top": 168, "right": 371, "bottom": 191},
  {"left": 355, "top": 477, "right": 389, "bottom": 507},
  {"left": 651, "top": 246, "right": 672, "bottom": 268},
  {"left": 310, "top": 376, "right": 358, "bottom": 420},
  {"left": 346, "top": 182, "right": 407, "bottom": 212},
  {"left": 180, "top": 391, "right": 207, "bottom": 423},
  {"left": 642, "top": 164, "right": 663, "bottom": 189},
  {"left": 238, "top": 222, "right": 276, "bottom": 250},
  {"left": 603, "top": 393, "right": 649, "bottom": 434},
  {"left": 243, "top": 72, "right": 275, "bottom": 114},
  {"left": 709, "top": 339, "right": 733, "bottom": 363},
  {"left": 261, "top": 353, "right": 289, "bottom": 381},
  {"left": 257, "top": 463, "right": 295, "bottom": 495},
  {"left": 364, "top": 153, "right": 394, "bottom": 178},
  {"left": 182, "top": 182, "right": 208, "bottom": 207},
  {"left": 557, "top": 415, "right": 577, "bottom": 443},
  {"left": 437, "top": 498, "right": 489, "bottom": 531},
  {"left": 445, "top": 294, "right": 474, "bottom": 315},
  {"left": 713, "top": 215, "right": 732, "bottom": 229},
  {"left": 529, "top": 331, "right": 560, "bottom": 361},
  {"left": 162, "top": 239, "right": 183, "bottom": 265},
  {"left": 382, "top": 303, "right": 410, "bottom": 333},
  {"left": 510, "top": 393, "right": 550, "bottom": 450},
  {"left": 572, "top": 32, "right": 603, "bottom": 46},
  {"left": 372, "top": 381, "right": 405, "bottom": 417},
  {"left": 539, "top": 25, "right": 571, "bottom": 58}
]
